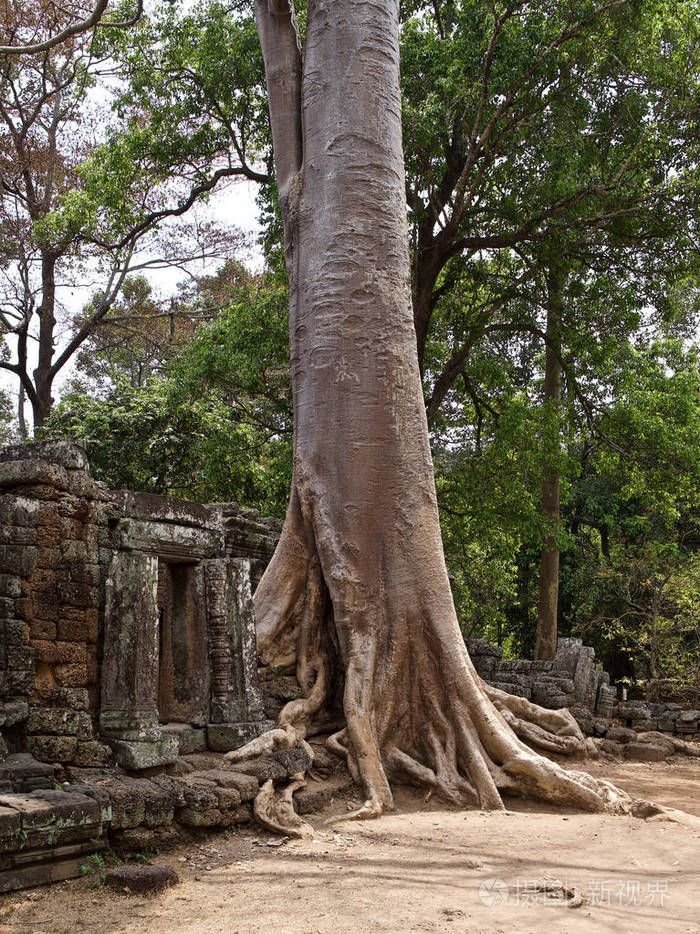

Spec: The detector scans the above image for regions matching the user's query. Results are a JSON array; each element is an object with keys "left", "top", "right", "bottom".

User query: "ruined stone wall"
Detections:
[
  {"left": 467, "top": 637, "right": 616, "bottom": 716},
  {"left": 467, "top": 636, "right": 700, "bottom": 742},
  {"left": 0, "top": 441, "right": 281, "bottom": 771},
  {"left": 0, "top": 442, "right": 113, "bottom": 767}
]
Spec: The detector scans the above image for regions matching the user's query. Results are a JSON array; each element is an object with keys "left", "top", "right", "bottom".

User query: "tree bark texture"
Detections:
[
  {"left": 252, "top": 0, "right": 632, "bottom": 821},
  {"left": 535, "top": 272, "right": 563, "bottom": 661}
]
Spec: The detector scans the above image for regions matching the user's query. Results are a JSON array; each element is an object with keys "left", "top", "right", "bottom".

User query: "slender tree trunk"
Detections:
[
  {"left": 535, "top": 272, "right": 563, "bottom": 661},
  {"left": 17, "top": 382, "right": 27, "bottom": 442},
  {"left": 252, "top": 0, "right": 631, "bottom": 823},
  {"left": 32, "top": 250, "right": 58, "bottom": 429}
]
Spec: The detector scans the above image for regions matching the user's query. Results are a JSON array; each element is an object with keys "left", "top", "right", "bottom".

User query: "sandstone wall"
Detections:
[{"left": 0, "top": 441, "right": 281, "bottom": 770}]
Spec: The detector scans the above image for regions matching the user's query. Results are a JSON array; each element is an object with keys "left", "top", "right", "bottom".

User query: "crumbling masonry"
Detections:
[{"left": 0, "top": 440, "right": 280, "bottom": 770}]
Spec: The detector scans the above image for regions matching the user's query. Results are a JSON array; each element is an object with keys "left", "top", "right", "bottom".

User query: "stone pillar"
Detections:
[
  {"left": 206, "top": 557, "right": 273, "bottom": 751},
  {"left": 99, "top": 551, "right": 177, "bottom": 769}
]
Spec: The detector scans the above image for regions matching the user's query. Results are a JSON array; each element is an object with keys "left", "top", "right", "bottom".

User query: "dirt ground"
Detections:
[{"left": 1, "top": 757, "right": 700, "bottom": 934}]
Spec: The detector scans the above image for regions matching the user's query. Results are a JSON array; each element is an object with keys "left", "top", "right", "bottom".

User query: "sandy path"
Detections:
[{"left": 1, "top": 759, "right": 699, "bottom": 934}]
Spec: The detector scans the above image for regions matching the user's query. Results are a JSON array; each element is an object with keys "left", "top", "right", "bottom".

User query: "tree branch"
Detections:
[
  {"left": 0, "top": 1, "right": 144, "bottom": 56},
  {"left": 255, "top": 0, "right": 303, "bottom": 201}
]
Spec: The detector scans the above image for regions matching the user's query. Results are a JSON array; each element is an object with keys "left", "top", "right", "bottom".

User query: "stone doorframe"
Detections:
[{"left": 99, "top": 549, "right": 272, "bottom": 770}]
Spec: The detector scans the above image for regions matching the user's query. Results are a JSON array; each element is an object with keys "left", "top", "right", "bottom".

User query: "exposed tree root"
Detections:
[
  {"left": 224, "top": 727, "right": 296, "bottom": 763},
  {"left": 518, "top": 880, "right": 584, "bottom": 909},
  {"left": 254, "top": 775, "right": 314, "bottom": 839},
  {"left": 250, "top": 471, "right": 688, "bottom": 837},
  {"left": 483, "top": 684, "right": 587, "bottom": 756}
]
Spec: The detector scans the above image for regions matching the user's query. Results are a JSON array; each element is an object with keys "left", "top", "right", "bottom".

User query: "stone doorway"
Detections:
[{"left": 157, "top": 561, "right": 210, "bottom": 729}]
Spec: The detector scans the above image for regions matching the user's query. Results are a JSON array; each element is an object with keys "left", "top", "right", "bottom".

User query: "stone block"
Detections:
[
  {"left": 0, "top": 441, "right": 88, "bottom": 471},
  {"left": 487, "top": 680, "right": 532, "bottom": 699},
  {"left": 26, "top": 708, "right": 92, "bottom": 736},
  {"left": 54, "top": 663, "right": 88, "bottom": 687},
  {"left": 102, "top": 777, "right": 176, "bottom": 829},
  {"left": 105, "top": 864, "right": 179, "bottom": 896},
  {"left": 625, "top": 742, "right": 668, "bottom": 762},
  {"left": 631, "top": 719, "right": 657, "bottom": 733},
  {"left": 0, "top": 702, "right": 29, "bottom": 729},
  {"left": 0, "top": 539, "right": 37, "bottom": 580},
  {"left": 106, "top": 737, "right": 178, "bottom": 770},
  {"left": 571, "top": 707, "right": 594, "bottom": 735},
  {"left": 0, "top": 806, "right": 21, "bottom": 843},
  {"left": 618, "top": 701, "right": 652, "bottom": 721},
  {"left": 0, "top": 496, "right": 40, "bottom": 526},
  {"left": 492, "top": 672, "right": 531, "bottom": 688},
  {"left": 606, "top": 726, "right": 637, "bottom": 744},
  {"left": 553, "top": 637, "right": 584, "bottom": 676},
  {"left": 207, "top": 720, "right": 276, "bottom": 752},
  {"left": 0, "top": 789, "right": 102, "bottom": 848},
  {"left": 0, "top": 524, "right": 37, "bottom": 546},
  {"left": 595, "top": 684, "right": 617, "bottom": 718},
  {"left": 56, "top": 609, "right": 99, "bottom": 643},
  {"left": 0, "top": 569, "right": 21, "bottom": 599},
  {"left": 470, "top": 657, "right": 497, "bottom": 679},
  {"left": 531, "top": 682, "right": 571, "bottom": 709},
  {"left": 34, "top": 687, "right": 90, "bottom": 710},
  {"left": 160, "top": 724, "right": 207, "bottom": 756},
  {"left": 7, "top": 645, "right": 34, "bottom": 670},
  {"left": 658, "top": 719, "right": 677, "bottom": 733},
  {"left": 28, "top": 735, "right": 78, "bottom": 763},
  {"left": 117, "top": 518, "right": 224, "bottom": 561},
  {"left": 597, "top": 739, "right": 625, "bottom": 756},
  {"left": 0, "top": 754, "right": 55, "bottom": 793},
  {"left": 0, "top": 460, "right": 69, "bottom": 491},
  {"left": 31, "top": 640, "right": 86, "bottom": 666},
  {"left": 198, "top": 770, "right": 259, "bottom": 801},
  {"left": 537, "top": 675, "right": 576, "bottom": 693},
  {"left": 29, "top": 618, "right": 57, "bottom": 641},
  {"left": 3, "top": 620, "right": 26, "bottom": 645},
  {"left": 73, "top": 742, "right": 113, "bottom": 768},
  {"left": 69, "top": 783, "right": 113, "bottom": 822},
  {"left": 498, "top": 661, "right": 533, "bottom": 674},
  {"left": 177, "top": 802, "right": 251, "bottom": 828},
  {"left": 229, "top": 746, "right": 313, "bottom": 782},
  {"left": 119, "top": 490, "right": 217, "bottom": 529},
  {"left": 9, "top": 667, "right": 34, "bottom": 695}
]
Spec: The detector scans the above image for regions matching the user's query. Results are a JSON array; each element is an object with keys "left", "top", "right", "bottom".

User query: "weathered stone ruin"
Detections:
[
  {"left": 0, "top": 440, "right": 281, "bottom": 769},
  {"left": 467, "top": 636, "right": 617, "bottom": 717},
  {"left": 0, "top": 440, "right": 293, "bottom": 890},
  {"left": 468, "top": 636, "right": 700, "bottom": 758}
]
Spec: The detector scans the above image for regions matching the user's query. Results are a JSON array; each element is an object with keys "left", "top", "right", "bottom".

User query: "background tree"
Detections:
[
  {"left": 43, "top": 262, "right": 292, "bottom": 510},
  {"left": 0, "top": 0, "right": 258, "bottom": 429}
]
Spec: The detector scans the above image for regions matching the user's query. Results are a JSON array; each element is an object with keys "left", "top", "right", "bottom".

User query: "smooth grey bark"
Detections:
[
  {"left": 252, "top": 0, "right": 632, "bottom": 819},
  {"left": 535, "top": 272, "right": 563, "bottom": 661}
]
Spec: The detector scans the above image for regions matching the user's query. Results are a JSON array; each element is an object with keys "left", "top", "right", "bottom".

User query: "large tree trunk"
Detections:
[
  {"left": 535, "top": 272, "right": 563, "bottom": 661},
  {"left": 252, "top": 0, "right": 631, "bottom": 821}
]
